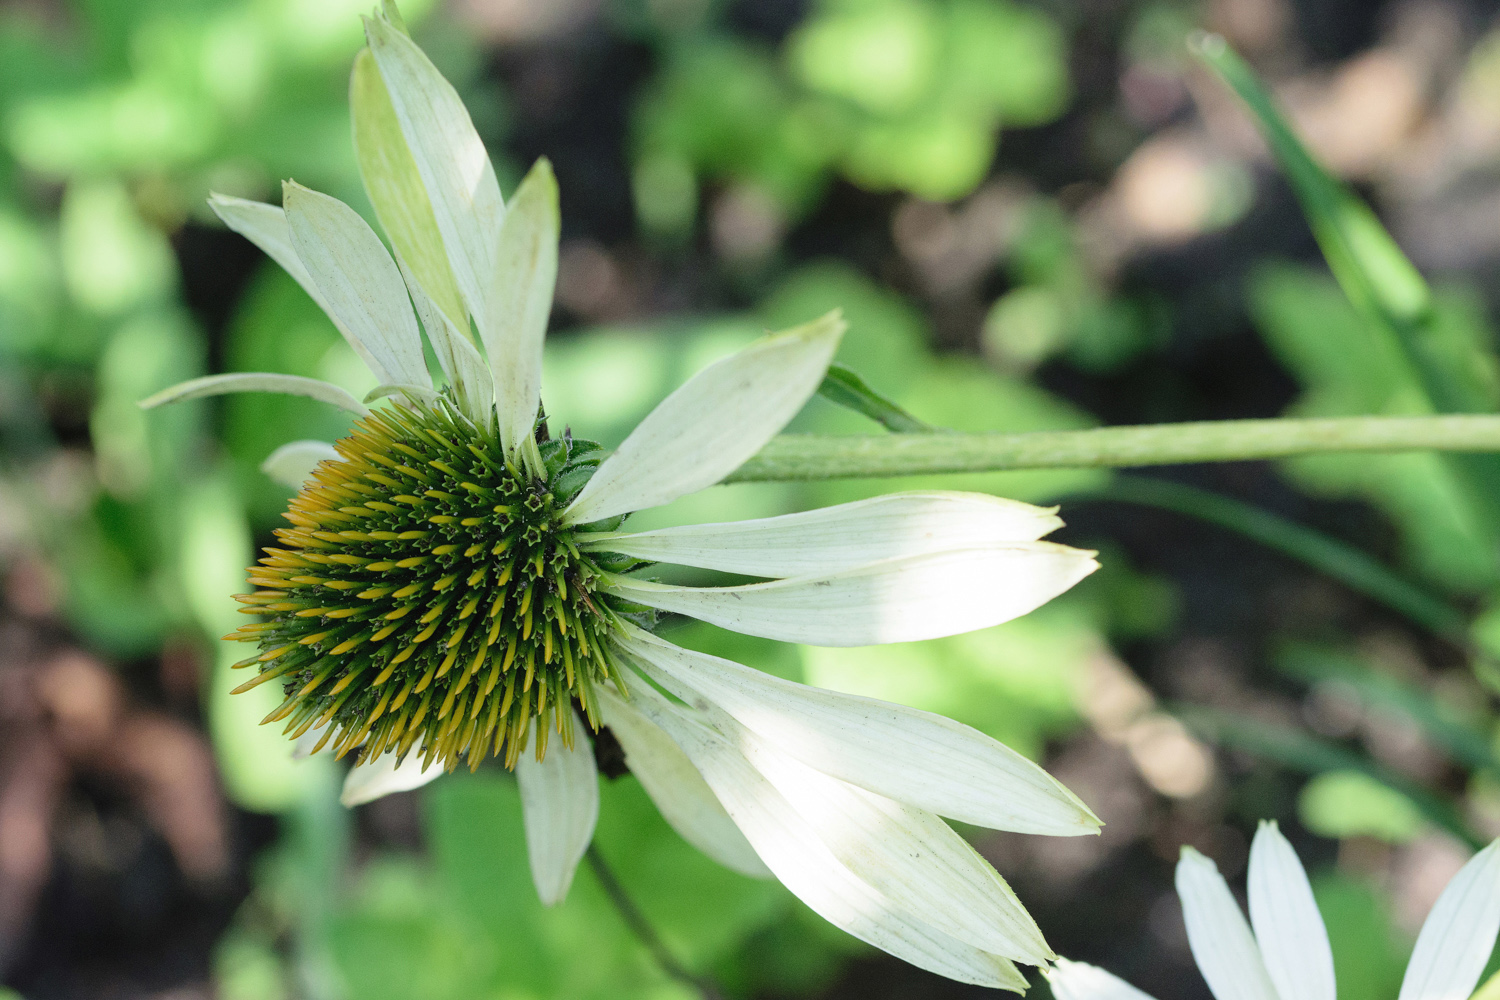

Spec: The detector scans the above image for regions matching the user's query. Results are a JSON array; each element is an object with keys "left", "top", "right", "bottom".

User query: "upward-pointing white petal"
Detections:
[
  {"left": 585, "top": 491, "right": 1063, "bottom": 578},
  {"left": 618, "top": 629, "right": 1099, "bottom": 835},
  {"left": 1248, "top": 822, "right": 1334, "bottom": 1000},
  {"left": 1048, "top": 959, "right": 1162, "bottom": 1000},
  {"left": 364, "top": 14, "right": 504, "bottom": 333},
  {"left": 605, "top": 541, "right": 1097, "bottom": 646},
  {"left": 283, "top": 181, "right": 431, "bottom": 389},
  {"left": 486, "top": 158, "right": 559, "bottom": 465},
  {"left": 396, "top": 250, "right": 494, "bottom": 426},
  {"left": 624, "top": 680, "right": 1028, "bottom": 991},
  {"left": 1176, "top": 848, "right": 1282, "bottom": 1000},
  {"left": 1398, "top": 838, "right": 1500, "bottom": 1000},
  {"left": 596, "top": 686, "right": 770, "bottom": 879},
  {"left": 261, "top": 440, "right": 341, "bottom": 489},
  {"left": 562, "top": 312, "right": 845, "bottom": 526},
  {"left": 341, "top": 748, "right": 443, "bottom": 807},
  {"left": 514, "top": 711, "right": 599, "bottom": 907}
]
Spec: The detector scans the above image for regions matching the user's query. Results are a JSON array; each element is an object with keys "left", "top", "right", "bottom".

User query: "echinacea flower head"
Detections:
[
  {"left": 144, "top": 3, "right": 1104, "bottom": 986},
  {"left": 1049, "top": 821, "right": 1500, "bottom": 1000}
]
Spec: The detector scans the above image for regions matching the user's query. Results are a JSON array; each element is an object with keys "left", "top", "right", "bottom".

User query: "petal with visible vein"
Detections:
[
  {"left": 1176, "top": 847, "right": 1281, "bottom": 1000},
  {"left": 341, "top": 749, "right": 442, "bottom": 806},
  {"left": 730, "top": 718, "right": 1053, "bottom": 963},
  {"left": 1398, "top": 839, "right": 1500, "bottom": 1000},
  {"left": 605, "top": 542, "right": 1097, "bottom": 646},
  {"left": 514, "top": 711, "right": 599, "bottom": 906},
  {"left": 283, "top": 181, "right": 431, "bottom": 388},
  {"left": 397, "top": 250, "right": 494, "bottom": 426},
  {"left": 618, "top": 630, "right": 1099, "bottom": 835},
  {"left": 140, "top": 373, "right": 367, "bottom": 415},
  {"left": 597, "top": 686, "right": 770, "bottom": 878},
  {"left": 262, "top": 440, "right": 341, "bottom": 489},
  {"left": 1248, "top": 821, "right": 1334, "bottom": 1000},
  {"left": 351, "top": 47, "right": 469, "bottom": 333},
  {"left": 563, "top": 312, "right": 845, "bottom": 525},
  {"left": 486, "top": 158, "right": 559, "bottom": 463},
  {"left": 364, "top": 14, "right": 504, "bottom": 332},
  {"left": 586, "top": 491, "right": 1063, "bottom": 577},
  {"left": 625, "top": 681, "right": 1028, "bottom": 991}
]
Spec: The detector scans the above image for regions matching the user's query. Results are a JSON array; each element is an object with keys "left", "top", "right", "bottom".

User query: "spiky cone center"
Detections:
[{"left": 228, "top": 400, "right": 629, "bottom": 773}]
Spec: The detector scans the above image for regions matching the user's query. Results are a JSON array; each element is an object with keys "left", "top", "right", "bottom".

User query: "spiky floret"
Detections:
[{"left": 227, "top": 399, "right": 633, "bottom": 773}]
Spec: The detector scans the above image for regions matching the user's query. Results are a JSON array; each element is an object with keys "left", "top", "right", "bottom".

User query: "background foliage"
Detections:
[{"left": 4, "top": 0, "right": 1500, "bottom": 998}]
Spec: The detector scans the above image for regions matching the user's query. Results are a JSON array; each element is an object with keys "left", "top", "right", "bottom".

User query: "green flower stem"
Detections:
[{"left": 727, "top": 415, "right": 1500, "bottom": 482}]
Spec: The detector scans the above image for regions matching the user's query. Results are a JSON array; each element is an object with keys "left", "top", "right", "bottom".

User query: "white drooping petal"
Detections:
[
  {"left": 597, "top": 686, "right": 770, "bottom": 879},
  {"left": 282, "top": 182, "right": 432, "bottom": 388},
  {"left": 261, "top": 440, "right": 341, "bottom": 489},
  {"left": 364, "top": 14, "right": 504, "bottom": 332},
  {"left": 396, "top": 251, "right": 494, "bottom": 426},
  {"left": 626, "top": 681, "right": 1028, "bottom": 990},
  {"left": 605, "top": 542, "right": 1098, "bottom": 646},
  {"left": 486, "top": 159, "right": 560, "bottom": 464},
  {"left": 340, "top": 748, "right": 442, "bottom": 806},
  {"left": 729, "top": 718, "right": 1053, "bottom": 964},
  {"left": 1175, "top": 848, "right": 1282, "bottom": 1000},
  {"left": 1248, "top": 822, "right": 1334, "bottom": 1000},
  {"left": 351, "top": 47, "right": 469, "bottom": 333},
  {"left": 140, "top": 373, "right": 368, "bottom": 415},
  {"left": 514, "top": 711, "right": 600, "bottom": 906},
  {"left": 619, "top": 630, "right": 1099, "bottom": 835},
  {"left": 562, "top": 312, "right": 845, "bottom": 526},
  {"left": 1048, "top": 959, "right": 1162, "bottom": 1000},
  {"left": 586, "top": 491, "right": 1063, "bottom": 577},
  {"left": 1398, "top": 839, "right": 1500, "bottom": 1000}
]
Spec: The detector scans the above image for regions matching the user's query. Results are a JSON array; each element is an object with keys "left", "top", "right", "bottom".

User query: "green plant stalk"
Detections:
[
  {"left": 1076, "top": 477, "right": 1470, "bottom": 644},
  {"left": 728, "top": 415, "right": 1500, "bottom": 482}
]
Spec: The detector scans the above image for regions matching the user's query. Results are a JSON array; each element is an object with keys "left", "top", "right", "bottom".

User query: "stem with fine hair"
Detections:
[
  {"left": 726, "top": 415, "right": 1500, "bottom": 482},
  {"left": 586, "top": 844, "right": 723, "bottom": 999}
]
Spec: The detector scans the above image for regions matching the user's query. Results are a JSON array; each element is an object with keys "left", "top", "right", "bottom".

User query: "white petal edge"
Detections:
[
  {"left": 139, "top": 373, "right": 368, "bottom": 415},
  {"left": 1398, "top": 838, "right": 1500, "bottom": 1000},
  {"left": 728, "top": 716, "right": 1053, "bottom": 964},
  {"left": 1048, "top": 959, "right": 1162, "bottom": 1000},
  {"left": 1176, "top": 847, "right": 1282, "bottom": 1000},
  {"left": 262, "top": 440, "right": 342, "bottom": 489},
  {"left": 364, "top": 14, "right": 504, "bottom": 333},
  {"left": 562, "top": 311, "right": 845, "bottom": 526},
  {"left": 1248, "top": 821, "right": 1335, "bottom": 1000},
  {"left": 487, "top": 158, "right": 559, "bottom": 465},
  {"left": 397, "top": 250, "right": 494, "bottom": 426},
  {"left": 625, "top": 680, "right": 1028, "bottom": 990},
  {"left": 584, "top": 491, "right": 1063, "bottom": 578},
  {"left": 605, "top": 541, "right": 1098, "bottom": 646},
  {"left": 283, "top": 181, "right": 431, "bottom": 388},
  {"left": 514, "top": 710, "right": 600, "bottom": 907},
  {"left": 596, "top": 685, "right": 771, "bottom": 879},
  {"left": 341, "top": 748, "right": 443, "bottom": 807},
  {"left": 618, "top": 629, "right": 1099, "bottom": 835}
]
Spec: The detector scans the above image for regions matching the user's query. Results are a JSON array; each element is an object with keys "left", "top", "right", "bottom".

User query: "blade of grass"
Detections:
[
  {"left": 1177, "top": 703, "right": 1482, "bottom": 849},
  {"left": 816, "top": 364, "right": 937, "bottom": 434},
  {"left": 1071, "top": 476, "right": 1471, "bottom": 646},
  {"left": 1274, "top": 643, "right": 1496, "bottom": 775},
  {"left": 1192, "top": 34, "right": 1500, "bottom": 530}
]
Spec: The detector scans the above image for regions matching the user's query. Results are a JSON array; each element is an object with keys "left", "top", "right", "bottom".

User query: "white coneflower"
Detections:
[
  {"left": 1049, "top": 821, "right": 1500, "bottom": 1000},
  {"left": 144, "top": 4, "right": 1103, "bottom": 987}
]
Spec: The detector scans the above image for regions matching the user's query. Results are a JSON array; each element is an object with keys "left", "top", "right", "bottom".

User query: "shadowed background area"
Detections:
[{"left": 5, "top": 0, "right": 1500, "bottom": 997}]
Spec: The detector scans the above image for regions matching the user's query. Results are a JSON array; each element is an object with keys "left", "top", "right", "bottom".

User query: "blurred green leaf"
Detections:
[
  {"left": 1312, "top": 872, "right": 1411, "bottom": 1000},
  {"left": 1299, "top": 770, "right": 1426, "bottom": 843}
]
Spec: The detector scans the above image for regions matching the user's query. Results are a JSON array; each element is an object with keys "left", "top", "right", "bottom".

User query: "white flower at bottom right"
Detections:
[{"left": 1049, "top": 820, "right": 1500, "bottom": 1000}]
